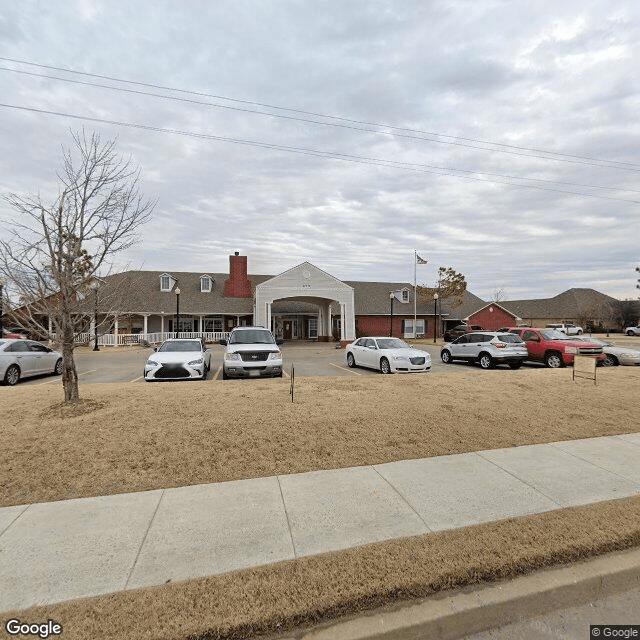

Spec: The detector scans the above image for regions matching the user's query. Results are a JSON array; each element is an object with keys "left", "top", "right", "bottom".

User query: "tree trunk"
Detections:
[{"left": 61, "top": 326, "right": 80, "bottom": 404}]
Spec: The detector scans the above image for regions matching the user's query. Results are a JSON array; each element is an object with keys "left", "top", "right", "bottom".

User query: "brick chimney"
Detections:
[{"left": 223, "top": 252, "right": 252, "bottom": 298}]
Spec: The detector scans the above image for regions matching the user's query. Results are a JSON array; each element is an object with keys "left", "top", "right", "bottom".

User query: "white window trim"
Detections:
[
  {"left": 160, "top": 274, "right": 173, "bottom": 292},
  {"left": 200, "top": 275, "right": 212, "bottom": 293}
]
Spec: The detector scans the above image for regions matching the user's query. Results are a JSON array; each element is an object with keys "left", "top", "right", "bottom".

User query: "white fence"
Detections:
[{"left": 61, "top": 331, "right": 229, "bottom": 347}]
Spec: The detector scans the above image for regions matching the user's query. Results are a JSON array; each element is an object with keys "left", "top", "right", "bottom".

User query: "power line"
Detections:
[
  {"left": 2, "top": 101, "right": 639, "bottom": 205},
  {"left": 2, "top": 56, "right": 640, "bottom": 172}
]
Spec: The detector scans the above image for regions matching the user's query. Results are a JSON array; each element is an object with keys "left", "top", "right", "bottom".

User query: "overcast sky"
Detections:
[{"left": 1, "top": 0, "right": 639, "bottom": 301}]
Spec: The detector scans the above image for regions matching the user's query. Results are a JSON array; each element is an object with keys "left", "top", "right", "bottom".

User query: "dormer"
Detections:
[
  {"left": 200, "top": 275, "right": 213, "bottom": 293},
  {"left": 160, "top": 273, "right": 175, "bottom": 292},
  {"left": 400, "top": 288, "right": 410, "bottom": 303}
]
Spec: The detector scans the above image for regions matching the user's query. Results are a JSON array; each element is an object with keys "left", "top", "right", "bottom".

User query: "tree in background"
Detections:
[
  {"left": 0, "top": 130, "right": 154, "bottom": 403},
  {"left": 418, "top": 266, "right": 467, "bottom": 308}
]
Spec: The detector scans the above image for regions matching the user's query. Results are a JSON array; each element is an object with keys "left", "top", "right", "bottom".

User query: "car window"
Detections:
[
  {"left": 454, "top": 334, "right": 470, "bottom": 344},
  {"left": 363, "top": 338, "right": 375, "bottom": 348},
  {"left": 467, "top": 333, "right": 483, "bottom": 342},
  {"left": 497, "top": 334, "right": 524, "bottom": 344},
  {"left": 540, "top": 329, "right": 569, "bottom": 340},
  {"left": 5, "top": 341, "right": 29, "bottom": 352},
  {"left": 158, "top": 340, "right": 202, "bottom": 352},
  {"left": 28, "top": 342, "right": 50, "bottom": 352},
  {"left": 354, "top": 338, "right": 365, "bottom": 346},
  {"left": 376, "top": 338, "right": 408, "bottom": 349},
  {"left": 522, "top": 331, "right": 538, "bottom": 341},
  {"left": 229, "top": 330, "right": 275, "bottom": 344}
]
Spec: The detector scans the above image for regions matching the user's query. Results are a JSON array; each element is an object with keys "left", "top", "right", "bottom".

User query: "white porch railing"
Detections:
[{"left": 59, "top": 331, "right": 229, "bottom": 346}]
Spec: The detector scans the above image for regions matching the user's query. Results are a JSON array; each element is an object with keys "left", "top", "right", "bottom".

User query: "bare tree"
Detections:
[
  {"left": 0, "top": 130, "right": 154, "bottom": 403},
  {"left": 492, "top": 288, "right": 506, "bottom": 302}
]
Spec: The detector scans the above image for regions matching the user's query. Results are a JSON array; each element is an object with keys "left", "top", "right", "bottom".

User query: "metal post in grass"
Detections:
[
  {"left": 175, "top": 286, "right": 180, "bottom": 338},
  {"left": 433, "top": 292, "right": 439, "bottom": 343},
  {"left": 289, "top": 365, "right": 295, "bottom": 403},
  {"left": 0, "top": 278, "right": 4, "bottom": 338}
]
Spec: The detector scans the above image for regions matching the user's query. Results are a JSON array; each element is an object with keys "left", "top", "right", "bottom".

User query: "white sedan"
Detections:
[
  {"left": 346, "top": 337, "right": 431, "bottom": 374},
  {"left": 144, "top": 338, "right": 211, "bottom": 381},
  {"left": 0, "top": 339, "right": 63, "bottom": 385},
  {"left": 572, "top": 336, "right": 640, "bottom": 367}
]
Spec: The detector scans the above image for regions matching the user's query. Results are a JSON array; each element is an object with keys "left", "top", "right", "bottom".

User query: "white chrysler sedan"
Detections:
[
  {"left": 346, "top": 337, "right": 431, "bottom": 374},
  {"left": 0, "top": 339, "right": 63, "bottom": 385},
  {"left": 144, "top": 338, "right": 211, "bottom": 381}
]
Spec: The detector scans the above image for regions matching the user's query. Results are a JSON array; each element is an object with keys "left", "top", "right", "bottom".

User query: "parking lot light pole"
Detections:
[
  {"left": 175, "top": 287, "right": 180, "bottom": 338},
  {"left": 92, "top": 281, "right": 100, "bottom": 351},
  {"left": 389, "top": 291, "right": 394, "bottom": 337},
  {"left": 433, "top": 292, "right": 439, "bottom": 343}
]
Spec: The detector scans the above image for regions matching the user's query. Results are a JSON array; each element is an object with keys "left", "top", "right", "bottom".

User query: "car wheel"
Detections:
[
  {"left": 576, "top": 330, "right": 582, "bottom": 335},
  {"left": 54, "top": 358, "right": 63, "bottom": 375},
  {"left": 478, "top": 353, "right": 494, "bottom": 369},
  {"left": 628, "top": 330, "right": 635, "bottom": 336},
  {"left": 508, "top": 362, "right": 523, "bottom": 369},
  {"left": 545, "top": 352, "right": 564, "bottom": 368},
  {"left": 602, "top": 354, "right": 618, "bottom": 366},
  {"left": 380, "top": 357, "right": 392, "bottom": 374},
  {"left": 441, "top": 349, "right": 452, "bottom": 364},
  {"left": 4, "top": 364, "right": 20, "bottom": 386},
  {"left": 346, "top": 352, "right": 356, "bottom": 368}
]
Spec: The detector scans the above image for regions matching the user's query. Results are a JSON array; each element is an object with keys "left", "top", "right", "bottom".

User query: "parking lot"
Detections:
[
  {"left": 19, "top": 341, "right": 473, "bottom": 386},
  {"left": 18, "top": 334, "right": 639, "bottom": 386}
]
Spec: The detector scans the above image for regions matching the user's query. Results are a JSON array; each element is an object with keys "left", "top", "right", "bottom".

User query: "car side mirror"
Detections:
[
  {"left": 219, "top": 339, "right": 227, "bottom": 346},
  {"left": 529, "top": 337, "right": 540, "bottom": 342},
  {"left": 153, "top": 347, "right": 158, "bottom": 352},
  {"left": 276, "top": 338, "right": 284, "bottom": 345}
]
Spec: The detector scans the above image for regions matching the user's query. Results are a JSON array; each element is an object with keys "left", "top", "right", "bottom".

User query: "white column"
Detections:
[
  {"left": 199, "top": 315, "right": 204, "bottom": 333},
  {"left": 160, "top": 314, "right": 165, "bottom": 338},
  {"left": 143, "top": 314, "right": 148, "bottom": 336},
  {"left": 114, "top": 315, "right": 119, "bottom": 346},
  {"left": 340, "top": 303, "right": 345, "bottom": 341},
  {"left": 266, "top": 302, "right": 272, "bottom": 332}
]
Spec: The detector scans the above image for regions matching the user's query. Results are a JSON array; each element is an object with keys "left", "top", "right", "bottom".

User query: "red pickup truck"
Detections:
[{"left": 507, "top": 327, "right": 606, "bottom": 368}]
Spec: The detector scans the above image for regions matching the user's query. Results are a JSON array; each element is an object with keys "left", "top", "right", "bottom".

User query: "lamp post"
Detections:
[
  {"left": 389, "top": 291, "right": 395, "bottom": 337},
  {"left": 90, "top": 280, "right": 100, "bottom": 351},
  {"left": 175, "top": 287, "right": 181, "bottom": 338},
  {"left": 433, "top": 292, "right": 439, "bottom": 343}
]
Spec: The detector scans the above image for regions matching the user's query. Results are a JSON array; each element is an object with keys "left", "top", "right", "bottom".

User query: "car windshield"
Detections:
[
  {"left": 376, "top": 338, "right": 408, "bottom": 349},
  {"left": 497, "top": 334, "right": 524, "bottom": 343},
  {"left": 0, "top": 340, "right": 5, "bottom": 347},
  {"left": 229, "top": 330, "right": 274, "bottom": 344},
  {"left": 540, "top": 329, "right": 571, "bottom": 340},
  {"left": 158, "top": 340, "right": 201, "bottom": 352}
]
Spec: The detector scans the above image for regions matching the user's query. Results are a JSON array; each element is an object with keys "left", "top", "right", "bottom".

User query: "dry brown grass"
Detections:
[
  {"left": 2, "top": 367, "right": 639, "bottom": 507},
  {"left": 3, "top": 496, "right": 640, "bottom": 640}
]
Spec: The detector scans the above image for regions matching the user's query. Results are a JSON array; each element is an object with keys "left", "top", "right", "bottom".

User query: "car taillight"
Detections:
[{"left": 494, "top": 342, "right": 506, "bottom": 348}]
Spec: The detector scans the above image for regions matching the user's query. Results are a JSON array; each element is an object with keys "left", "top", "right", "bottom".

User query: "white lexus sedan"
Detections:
[
  {"left": 144, "top": 338, "right": 211, "bottom": 381},
  {"left": 346, "top": 337, "right": 431, "bottom": 374}
]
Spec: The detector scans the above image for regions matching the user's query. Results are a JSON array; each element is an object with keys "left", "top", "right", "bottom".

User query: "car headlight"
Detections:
[
  {"left": 391, "top": 354, "right": 406, "bottom": 360},
  {"left": 267, "top": 352, "right": 282, "bottom": 360},
  {"left": 146, "top": 360, "right": 160, "bottom": 367},
  {"left": 225, "top": 353, "right": 242, "bottom": 361},
  {"left": 188, "top": 358, "right": 204, "bottom": 365}
]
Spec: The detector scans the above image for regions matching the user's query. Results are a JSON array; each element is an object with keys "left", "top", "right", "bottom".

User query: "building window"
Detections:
[
  {"left": 403, "top": 319, "right": 426, "bottom": 338},
  {"left": 200, "top": 275, "right": 212, "bottom": 292},
  {"left": 401, "top": 289, "right": 409, "bottom": 303},
  {"left": 160, "top": 274, "right": 172, "bottom": 291},
  {"left": 309, "top": 318, "right": 318, "bottom": 339}
]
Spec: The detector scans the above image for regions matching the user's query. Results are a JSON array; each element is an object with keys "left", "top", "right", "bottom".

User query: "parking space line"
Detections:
[
  {"left": 213, "top": 365, "right": 222, "bottom": 380},
  {"left": 37, "top": 369, "right": 98, "bottom": 385},
  {"left": 130, "top": 376, "right": 143, "bottom": 383},
  {"left": 329, "top": 363, "right": 362, "bottom": 375}
]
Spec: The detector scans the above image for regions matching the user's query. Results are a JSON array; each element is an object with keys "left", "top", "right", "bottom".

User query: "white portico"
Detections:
[{"left": 255, "top": 262, "right": 355, "bottom": 342}]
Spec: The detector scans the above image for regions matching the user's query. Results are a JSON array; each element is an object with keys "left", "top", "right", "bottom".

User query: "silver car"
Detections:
[
  {"left": 571, "top": 336, "right": 640, "bottom": 366},
  {"left": 0, "top": 339, "right": 63, "bottom": 385},
  {"left": 144, "top": 338, "right": 211, "bottom": 381},
  {"left": 441, "top": 332, "right": 529, "bottom": 369}
]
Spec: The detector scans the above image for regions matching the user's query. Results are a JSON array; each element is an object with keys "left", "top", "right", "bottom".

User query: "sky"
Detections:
[{"left": 1, "top": 0, "right": 639, "bottom": 302}]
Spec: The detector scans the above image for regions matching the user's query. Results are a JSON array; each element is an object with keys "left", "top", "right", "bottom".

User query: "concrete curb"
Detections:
[{"left": 290, "top": 546, "right": 640, "bottom": 640}]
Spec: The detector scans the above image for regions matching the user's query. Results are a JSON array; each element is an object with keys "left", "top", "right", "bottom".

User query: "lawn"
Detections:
[{"left": 2, "top": 366, "right": 639, "bottom": 640}]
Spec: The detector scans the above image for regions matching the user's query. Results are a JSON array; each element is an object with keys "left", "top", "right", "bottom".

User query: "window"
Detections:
[
  {"left": 403, "top": 319, "right": 426, "bottom": 338},
  {"left": 401, "top": 289, "right": 409, "bottom": 303},
  {"left": 308, "top": 318, "right": 318, "bottom": 339},
  {"left": 200, "top": 275, "right": 212, "bottom": 292},
  {"left": 160, "top": 274, "right": 172, "bottom": 291}
]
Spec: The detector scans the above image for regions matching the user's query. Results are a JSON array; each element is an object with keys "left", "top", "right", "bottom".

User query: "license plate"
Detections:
[{"left": 249, "top": 370, "right": 260, "bottom": 377}]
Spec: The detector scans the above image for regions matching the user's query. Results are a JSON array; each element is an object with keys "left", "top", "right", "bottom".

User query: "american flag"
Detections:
[{"left": 416, "top": 254, "right": 428, "bottom": 264}]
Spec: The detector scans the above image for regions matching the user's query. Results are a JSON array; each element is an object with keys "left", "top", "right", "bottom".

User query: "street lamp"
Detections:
[
  {"left": 433, "top": 292, "right": 439, "bottom": 343},
  {"left": 175, "top": 287, "right": 181, "bottom": 338},
  {"left": 90, "top": 279, "right": 100, "bottom": 351},
  {"left": 389, "top": 291, "right": 395, "bottom": 337}
]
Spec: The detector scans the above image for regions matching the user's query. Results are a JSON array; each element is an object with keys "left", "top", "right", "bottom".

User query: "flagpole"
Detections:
[{"left": 413, "top": 250, "right": 417, "bottom": 338}]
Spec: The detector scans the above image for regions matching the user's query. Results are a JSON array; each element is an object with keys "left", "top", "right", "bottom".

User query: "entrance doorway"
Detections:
[{"left": 283, "top": 320, "right": 292, "bottom": 340}]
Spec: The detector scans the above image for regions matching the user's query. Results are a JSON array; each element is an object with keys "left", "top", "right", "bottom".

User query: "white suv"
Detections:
[
  {"left": 545, "top": 323, "right": 583, "bottom": 335},
  {"left": 219, "top": 327, "right": 283, "bottom": 379},
  {"left": 441, "top": 331, "right": 529, "bottom": 369}
]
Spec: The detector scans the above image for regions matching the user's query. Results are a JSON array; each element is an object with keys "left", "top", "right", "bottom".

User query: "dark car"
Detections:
[{"left": 443, "top": 324, "right": 483, "bottom": 342}]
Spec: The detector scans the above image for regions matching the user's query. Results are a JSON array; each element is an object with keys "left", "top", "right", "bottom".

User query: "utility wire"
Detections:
[
  {"left": 2, "top": 56, "right": 639, "bottom": 171},
  {"left": 1, "top": 102, "right": 639, "bottom": 205}
]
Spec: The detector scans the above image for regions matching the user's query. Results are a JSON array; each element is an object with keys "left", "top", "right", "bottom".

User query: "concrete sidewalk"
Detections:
[{"left": 1, "top": 432, "right": 640, "bottom": 612}]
